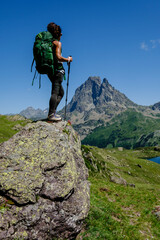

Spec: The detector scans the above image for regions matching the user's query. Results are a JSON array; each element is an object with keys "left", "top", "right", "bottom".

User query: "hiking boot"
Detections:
[
  {"left": 55, "top": 113, "right": 61, "bottom": 118},
  {"left": 48, "top": 113, "right": 62, "bottom": 121}
]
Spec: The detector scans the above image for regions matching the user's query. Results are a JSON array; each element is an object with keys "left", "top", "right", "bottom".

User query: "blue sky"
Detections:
[{"left": 0, "top": 0, "right": 160, "bottom": 114}]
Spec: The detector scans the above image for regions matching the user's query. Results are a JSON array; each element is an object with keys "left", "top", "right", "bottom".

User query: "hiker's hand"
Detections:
[{"left": 68, "top": 56, "right": 72, "bottom": 63}]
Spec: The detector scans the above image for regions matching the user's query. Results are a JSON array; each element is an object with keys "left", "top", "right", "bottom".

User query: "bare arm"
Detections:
[{"left": 53, "top": 41, "right": 72, "bottom": 63}]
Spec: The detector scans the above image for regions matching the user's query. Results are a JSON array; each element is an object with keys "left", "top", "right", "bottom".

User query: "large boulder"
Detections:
[{"left": 0, "top": 121, "right": 90, "bottom": 240}]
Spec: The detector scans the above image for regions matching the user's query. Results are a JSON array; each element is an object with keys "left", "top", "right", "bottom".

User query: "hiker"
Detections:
[{"left": 47, "top": 22, "right": 72, "bottom": 121}]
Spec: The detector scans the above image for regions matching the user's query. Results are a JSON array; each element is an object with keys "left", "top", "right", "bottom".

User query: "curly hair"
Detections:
[{"left": 47, "top": 22, "right": 62, "bottom": 39}]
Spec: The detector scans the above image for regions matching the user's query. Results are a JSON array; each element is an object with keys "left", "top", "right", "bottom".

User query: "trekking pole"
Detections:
[{"left": 64, "top": 58, "right": 71, "bottom": 121}]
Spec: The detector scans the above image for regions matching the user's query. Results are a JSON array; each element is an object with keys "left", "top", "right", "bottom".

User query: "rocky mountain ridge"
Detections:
[
  {"left": 67, "top": 77, "right": 137, "bottom": 113},
  {"left": 60, "top": 77, "right": 160, "bottom": 139},
  {"left": 19, "top": 77, "right": 160, "bottom": 139}
]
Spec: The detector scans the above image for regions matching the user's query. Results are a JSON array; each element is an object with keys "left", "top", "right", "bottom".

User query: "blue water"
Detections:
[{"left": 148, "top": 157, "right": 160, "bottom": 164}]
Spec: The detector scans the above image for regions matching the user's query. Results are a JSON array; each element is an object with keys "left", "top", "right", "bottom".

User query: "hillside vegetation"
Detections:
[
  {"left": 0, "top": 115, "right": 31, "bottom": 143},
  {"left": 82, "top": 109, "right": 160, "bottom": 149},
  {"left": 78, "top": 145, "right": 160, "bottom": 240}
]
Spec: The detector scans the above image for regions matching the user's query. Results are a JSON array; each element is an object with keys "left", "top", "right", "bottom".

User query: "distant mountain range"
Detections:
[
  {"left": 19, "top": 107, "right": 48, "bottom": 121},
  {"left": 19, "top": 76, "right": 160, "bottom": 142}
]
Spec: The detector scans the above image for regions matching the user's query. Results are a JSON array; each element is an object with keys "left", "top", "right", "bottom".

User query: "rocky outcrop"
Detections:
[
  {"left": 0, "top": 121, "right": 90, "bottom": 240},
  {"left": 152, "top": 206, "right": 160, "bottom": 220}
]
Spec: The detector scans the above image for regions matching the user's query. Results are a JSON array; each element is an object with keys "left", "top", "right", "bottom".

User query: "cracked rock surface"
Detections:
[{"left": 0, "top": 121, "right": 90, "bottom": 240}]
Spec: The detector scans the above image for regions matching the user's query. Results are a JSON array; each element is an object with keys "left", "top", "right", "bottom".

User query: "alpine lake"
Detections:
[{"left": 148, "top": 156, "right": 160, "bottom": 164}]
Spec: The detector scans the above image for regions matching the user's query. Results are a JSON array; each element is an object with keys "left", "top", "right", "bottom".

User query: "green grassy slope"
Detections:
[
  {"left": 82, "top": 109, "right": 160, "bottom": 149},
  {"left": 77, "top": 145, "right": 160, "bottom": 240},
  {"left": 0, "top": 115, "right": 31, "bottom": 143}
]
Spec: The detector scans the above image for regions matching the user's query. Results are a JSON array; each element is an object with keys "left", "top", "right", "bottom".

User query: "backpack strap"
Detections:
[
  {"left": 32, "top": 69, "right": 37, "bottom": 86},
  {"left": 39, "top": 74, "right": 41, "bottom": 89},
  {"left": 31, "top": 58, "right": 35, "bottom": 72},
  {"left": 32, "top": 69, "right": 41, "bottom": 89}
]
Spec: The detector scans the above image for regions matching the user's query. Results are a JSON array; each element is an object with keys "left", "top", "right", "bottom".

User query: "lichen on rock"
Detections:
[{"left": 0, "top": 121, "right": 90, "bottom": 240}]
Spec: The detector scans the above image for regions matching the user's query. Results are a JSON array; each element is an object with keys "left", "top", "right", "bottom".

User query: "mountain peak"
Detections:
[
  {"left": 87, "top": 76, "right": 101, "bottom": 85},
  {"left": 102, "top": 78, "right": 109, "bottom": 85},
  {"left": 65, "top": 76, "right": 136, "bottom": 116}
]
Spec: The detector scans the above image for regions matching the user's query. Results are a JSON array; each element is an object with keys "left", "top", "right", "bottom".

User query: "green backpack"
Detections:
[{"left": 31, "top": 31, "right": 55, "bottom": 87}]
